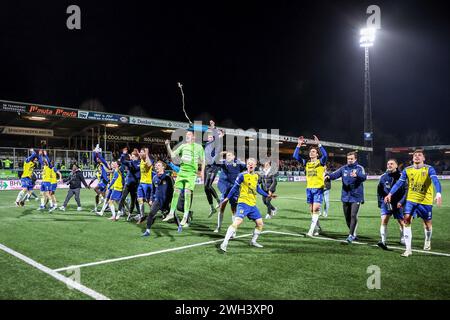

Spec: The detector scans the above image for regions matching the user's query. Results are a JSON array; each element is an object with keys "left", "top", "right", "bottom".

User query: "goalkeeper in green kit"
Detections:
[{"left": 162, "top": 129, "right": 205, "bottom": 228}]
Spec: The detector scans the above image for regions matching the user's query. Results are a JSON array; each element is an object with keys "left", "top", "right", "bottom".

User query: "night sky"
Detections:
[{"left": 0, "top": 0, "right": 448, "bottom": 147}]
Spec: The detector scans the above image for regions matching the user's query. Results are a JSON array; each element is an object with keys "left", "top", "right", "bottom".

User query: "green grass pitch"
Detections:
[{"left": 0, "top": 181, "right": 449, "bottom": 300}]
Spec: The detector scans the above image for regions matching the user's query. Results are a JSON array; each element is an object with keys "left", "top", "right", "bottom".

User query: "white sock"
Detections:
[
  {"left": 110, "top": 203, "right": 116, "bottom": 218},
  {"left": 183, "top": 212, "right": 189, "bottom": 220},
  {"left": 223, "top": 225, "right": 236, "bottom": 247},
  {"left": 380, "top": 224, "right": 387, "bottom": 244},
  {"left": 425, "top": 228, "right": 432, "bottom": 242},
  {"left": 217, "top": 210, "right": 224, "bottom": 229},
  {"left": 16, "top": 190, "right": 25, "bottom": 202},
  {"left": 404, "top": 226, "right": 412, "bottom": 251},
  {"left": 49, "top": 199, "right": 53, "bottom": 207},
  {"left": 308, "top": 213, "right": 319, "bottom": 234},
  {"left": 400, "top": 226, "right": 404, "bottom": 239},
  {"left": 139, "top": 203, "right": 145, "bottom": 216},
  {"left": 99, "top": 200, "right": 108, "bottom": 213},
  {"left": 251, "top": 228, "right": 262, "bottom": 243},
  {"left": 40, "top": 196, "right": 45, "bottom": 207}
]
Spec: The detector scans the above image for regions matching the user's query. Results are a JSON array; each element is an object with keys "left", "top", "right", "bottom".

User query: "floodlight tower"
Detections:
[{"left": 360, "top": 28, "right": 376, "bottom": 169}]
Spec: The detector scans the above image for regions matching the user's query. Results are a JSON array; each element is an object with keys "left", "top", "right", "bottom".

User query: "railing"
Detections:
[{"left": 0, "top": 147, "right": 113, "bottom": 170}]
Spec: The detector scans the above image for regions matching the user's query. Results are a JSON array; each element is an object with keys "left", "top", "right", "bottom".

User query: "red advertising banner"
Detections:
[{"left": 28, "top": 105, "right": 78, "bottom": 118}]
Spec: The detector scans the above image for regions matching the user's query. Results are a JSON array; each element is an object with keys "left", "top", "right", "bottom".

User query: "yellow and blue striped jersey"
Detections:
[
  {"left": 227, "top": 171, "right": 268, "bottom": 206},
  {"left": 22, "top": 161, "right": 35, "bottom": 179},
  {"left": 42, "top": 165, "right": 53, "bottom": 183},
  {"left": 50, "top": 168, "right": 58, "bottom": 184},
  {"left": 140, "top": 160, "right": 153, "bottom": 184},
  {"left": 305, "top": 160, "right": 325, "bottom": 189},
  {"left": 391, "top": 165, "right": 442, "bottom": 205},
  {"left": 293, "top": 145, "right": 328, "bottom": 189},
  {"left": 111, "top": 170, "right": 123, "bottom": 192}
]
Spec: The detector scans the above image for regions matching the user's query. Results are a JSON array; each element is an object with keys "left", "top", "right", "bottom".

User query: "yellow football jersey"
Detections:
[
  {"left": 96, "top": 164, "right": 102, "bottom": 180},
  {"left": 140, "top": 160, "right": 153, "bottom": 184},
  {"left": 305, "top": 160, "right": 325, "bottom": 189},
  {"left": 22, "top": 161, "right": 35, "bottom": 179},
  {"left": 404, "top": 165, "right": 434, "bottom": 205},
  {"left": 42, "top": 166, "right": 53, "bottom": 183},
  {"left": 112, "top": 170, "right": 123, "bottom": 191},
  {"left": 50, "top": 168, "right": 58, "bottom": 184},
  {"left": 237, "top": 172, "right": 260, "bottom": 206}
]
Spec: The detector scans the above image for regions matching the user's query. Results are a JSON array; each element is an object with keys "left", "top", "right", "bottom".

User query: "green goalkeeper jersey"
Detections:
[{"left": 173, "top": 142, "right": 205, "bottom": 173}]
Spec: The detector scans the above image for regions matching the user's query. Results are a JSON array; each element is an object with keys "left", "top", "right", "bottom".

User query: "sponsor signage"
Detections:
[
  {"left": 143, "top": 136, "right": 166, "bottom": 143},
  {"left": 0, "top": 179, "right": 97, "bottom": 191},
  {"left": 28, "top": 105, "right": 78, "bottom": 118},
  {"left": 2, "top": 126, "right": 54, "bottom": 137},
  {"left": 130, "top": 117, "right": 189, "bottom": 129},
  {"left": 1, "top": 102, "right": 27, "bottom": 113},
  {"left": 106, "top": 135, "right": 140, "bottom": 142},
  {"left": 15, "top": 170, "right": 97, "bottom": 180},
  {"left": 78, "top": 111, "right": 129, "bottom": 123}
]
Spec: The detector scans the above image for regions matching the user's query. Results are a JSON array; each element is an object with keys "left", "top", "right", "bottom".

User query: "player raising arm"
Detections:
[
  {"left": 162, "top": 130, "right": 205, "bottom": 228},
  {"left": 293, "top": 135, "right": 328, "bottom": 237},
  {"left": 385, "top": 149, "right": 442, "bottom": 257},
  {"left": 15, "top": 149, "right": 39, "bottom": 207},
  {"left": 220, "top": 158, "right": 277, "bottom": 252}
]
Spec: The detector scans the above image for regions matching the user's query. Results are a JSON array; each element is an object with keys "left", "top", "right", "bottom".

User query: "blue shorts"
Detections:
[
  {"left": 51, "top": 184, "right": 57, "bottom": 192},
  {"left": 138, "top": 183, "right": 152, "bottom": 200},
  {"left": 40, "top": 182, "right": 52, "bottom": 192},
  {"left": 306, "top": 188, "right": 324, "bottom": 204},
  {"left": 235, "top": 203, "right": 262, "bottom": 221},
  {"left": 404, "top": 201, "right": 433, "bottom": 221},
  {"left": 21, "top": 177, "right": 33, "bottom": 191},
  {"left": 218, "top": 180, "right": 230, "bottom": 198},
  {"left": 218, "top": 182, "right": 238, "bottom": 206},
  {"left": 380, "top": 203, "right": 404, "bottom": 220},
  {"left": 110, "top": 190, "right": 122, "bottom": 202},
  {"left": 98, "top": 181, "right": 107, "bottom": 193}
]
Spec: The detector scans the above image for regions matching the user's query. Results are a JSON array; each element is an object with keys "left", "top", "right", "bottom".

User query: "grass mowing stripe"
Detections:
[
  {"left": 266, "top": 230, "right": 450, "bottom": 257},
  {"left": 53, "top": 233, "right": 255, "bottom": 272},
  {"left": 0, "top": 243, "right": 110, "bottom": 300}
]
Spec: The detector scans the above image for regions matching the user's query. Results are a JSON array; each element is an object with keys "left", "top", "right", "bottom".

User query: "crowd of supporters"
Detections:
[{"left": 2, "top": 151, "right": 450, "bottom": 174}]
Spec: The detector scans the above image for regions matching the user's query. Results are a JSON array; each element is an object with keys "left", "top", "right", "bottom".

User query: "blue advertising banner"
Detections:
[{"left": 78, "top": 110, "right": 129, "bottom": 123}]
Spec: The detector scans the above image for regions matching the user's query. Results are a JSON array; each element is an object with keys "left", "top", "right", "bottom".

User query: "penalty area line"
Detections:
[{"left": 0, "top": 243, "right": 110, "bottom": 300}]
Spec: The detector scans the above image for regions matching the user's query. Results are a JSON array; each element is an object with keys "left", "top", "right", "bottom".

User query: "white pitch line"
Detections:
[
  {"left": 266, "top": 230, "right": 450, "bottom": 257},
  {"left": 52, "top": 228, "right": 450, "bottom": 273},
  {"left": 0, "top": 243, "right": 110, "bottom": 300},
  {"left": 53, "top": 233, "right": 255, "bottom": 272}
]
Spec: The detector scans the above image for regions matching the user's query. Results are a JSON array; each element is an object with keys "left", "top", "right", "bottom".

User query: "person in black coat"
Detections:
[
  {"left": 60, "top": 164, "right": 90, "bottom": 211},
  {"left": 259, "top": 161, "right": 278, "bottom": 219}
]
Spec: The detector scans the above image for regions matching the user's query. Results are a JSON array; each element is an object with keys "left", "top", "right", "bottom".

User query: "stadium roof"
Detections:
[{"left": 0, "top": 99, "right": 372, "bottom": 151}]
